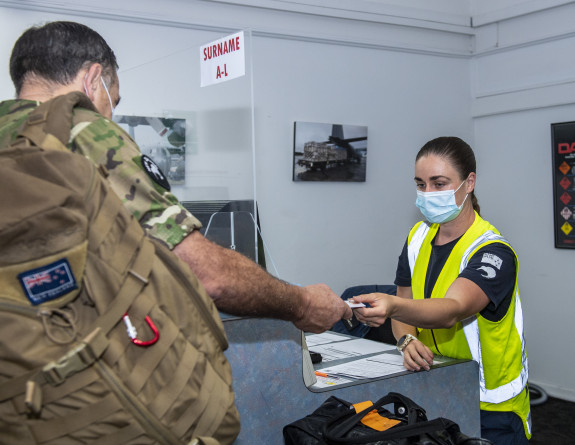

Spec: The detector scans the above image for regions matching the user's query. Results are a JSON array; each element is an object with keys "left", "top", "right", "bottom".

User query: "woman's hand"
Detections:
[
  {"left": 351, "top": 292, "right": 434, "bottom": 372},
  {"left": 350, "top": 292, "right": 394, "bottom": 327},
  {"left": 402, "top": 339, "right": 434, "bottom": 372}
]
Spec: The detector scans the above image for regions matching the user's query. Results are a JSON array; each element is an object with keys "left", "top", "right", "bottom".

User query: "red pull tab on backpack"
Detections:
[
  {"left": 123, "top": 313, "right": 160, "bottom": 347},
  {"left": 353, "top": 401, "right": 402, "bottom": 432}
]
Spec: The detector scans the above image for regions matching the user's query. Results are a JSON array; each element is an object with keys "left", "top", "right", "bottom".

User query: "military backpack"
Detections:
[{"left": 0, "top": 92, "right": 240, "bottom": 445}]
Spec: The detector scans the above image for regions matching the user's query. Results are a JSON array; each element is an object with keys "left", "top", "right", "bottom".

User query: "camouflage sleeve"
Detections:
[{"left": 69, "top": 111, "right": 202, "bottom": 249}]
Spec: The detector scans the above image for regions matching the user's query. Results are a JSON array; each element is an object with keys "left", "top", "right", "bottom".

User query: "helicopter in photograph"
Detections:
[{"left": 296, "top": 124, "right": 367, "bottom": 172}]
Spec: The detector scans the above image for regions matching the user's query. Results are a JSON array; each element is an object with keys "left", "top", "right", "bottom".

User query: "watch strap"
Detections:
[{"left": 397, "top": 333, "right": 417, "bottom": 352}]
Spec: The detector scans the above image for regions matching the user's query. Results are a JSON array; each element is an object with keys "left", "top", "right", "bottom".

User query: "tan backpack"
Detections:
[{"left": 0, "top": 92, "right": 240, "bottom": 445}]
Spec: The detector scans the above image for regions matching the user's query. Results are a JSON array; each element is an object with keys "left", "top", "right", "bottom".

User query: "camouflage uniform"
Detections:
[{"left": 0, "top": 99, "right": 201, "bottom": 249}]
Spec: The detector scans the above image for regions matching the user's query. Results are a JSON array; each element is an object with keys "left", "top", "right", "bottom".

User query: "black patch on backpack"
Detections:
[{"left": 141, "top": 154, "right": 170, "bottom": 191}]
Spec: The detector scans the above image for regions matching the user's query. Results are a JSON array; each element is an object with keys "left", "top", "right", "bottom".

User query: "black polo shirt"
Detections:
[{"left": 394, "top": 233, "right": 516, "bottom": 322}]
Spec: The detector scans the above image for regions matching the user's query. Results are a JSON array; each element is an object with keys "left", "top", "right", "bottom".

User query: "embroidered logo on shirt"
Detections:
[
  {"left": 142, "top": 154, "right": 171, "bottom": 191},
  {"left": 18, "top": 259, "right": 78, "bottom": 305},
  {"left": 481, "top": 252, "right": 502, "bottom": 269}
]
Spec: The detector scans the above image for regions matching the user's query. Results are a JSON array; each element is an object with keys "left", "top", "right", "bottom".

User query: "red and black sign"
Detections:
[{"left": 551, "top": 121, "right": 575, "bottom": 248}]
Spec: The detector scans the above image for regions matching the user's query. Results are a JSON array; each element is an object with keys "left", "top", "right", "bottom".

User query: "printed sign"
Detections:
[
  {"left": 551, "top": 121, "right": 575, "bottom": 248},
  {"left": 200, "top": 31, "right": 245, "bottom": 87}
]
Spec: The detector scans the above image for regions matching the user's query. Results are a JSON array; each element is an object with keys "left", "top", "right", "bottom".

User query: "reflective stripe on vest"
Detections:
[
  {"left": 407, "top": 221, "right": 428, "bottom": 274},
  {"left": 407, "top": 223, "right": 529, "bottom": 404},
  {"left": 459, "top": 231, "right": 529, "bottom": 404}
]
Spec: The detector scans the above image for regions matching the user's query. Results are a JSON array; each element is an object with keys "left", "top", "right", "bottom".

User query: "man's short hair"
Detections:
[{"left": 10, "top": 21, "right": 119, "bottom": 95}]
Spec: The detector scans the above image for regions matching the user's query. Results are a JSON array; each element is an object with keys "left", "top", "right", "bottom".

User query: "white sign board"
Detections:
[{"left": 200, "top": 31, "right": 245, "bottom": 87}]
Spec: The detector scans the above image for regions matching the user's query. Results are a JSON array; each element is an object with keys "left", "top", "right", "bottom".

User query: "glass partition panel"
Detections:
[
  {"left": 114, "top": 28, "right": 255, "bottom": 217},
  {"left": 113, "top": 28, "right": 257, "bottom": 320},
  {"left": 181, "top": 199, "right": 264, "bottom": 267}
]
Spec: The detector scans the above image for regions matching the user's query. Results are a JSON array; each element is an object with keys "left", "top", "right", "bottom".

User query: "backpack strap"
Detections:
[
  {"left": 190, "top": 438, "right": 222, "bottom": 445},
  {"left": 13, "top": 91, "right": 97, "bottom": 151}
]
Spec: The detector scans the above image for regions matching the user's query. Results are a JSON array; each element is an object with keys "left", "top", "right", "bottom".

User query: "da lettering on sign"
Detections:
[{"left": 200, "top": 31, "right": 245, "bottom": 87}]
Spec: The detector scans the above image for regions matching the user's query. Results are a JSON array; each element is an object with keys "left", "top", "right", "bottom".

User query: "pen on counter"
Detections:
[{"left": 314, "top": 371, "right": 340, "bottom": 379}]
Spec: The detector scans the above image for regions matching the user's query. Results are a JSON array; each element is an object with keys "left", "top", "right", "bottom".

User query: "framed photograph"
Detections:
[
  {"left": 293, "top": 121, "right": 368, "bottom": 182},
  {"left": 114, "top": 114, "right": 188, "bottom": 187},
  {"left": 551, "top": 121, "right": 575, "bottom": 248}
]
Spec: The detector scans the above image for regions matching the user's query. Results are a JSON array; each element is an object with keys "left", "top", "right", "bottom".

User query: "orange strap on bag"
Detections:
[{"left": 353, "top": 400, "right": 402, "bottom": 431}]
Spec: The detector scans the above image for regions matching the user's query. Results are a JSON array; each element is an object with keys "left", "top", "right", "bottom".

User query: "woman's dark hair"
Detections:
[
  {"left": 10, "top": 21, "right": 119, "bottom": 95},
  {"left": 416, "top": 136, "right": 481, "bottom": 216}
]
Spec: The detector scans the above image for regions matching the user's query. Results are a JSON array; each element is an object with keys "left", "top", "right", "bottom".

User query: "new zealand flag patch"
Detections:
[{"left": 18, "top": 259, "right": 78, "bottom": 305}]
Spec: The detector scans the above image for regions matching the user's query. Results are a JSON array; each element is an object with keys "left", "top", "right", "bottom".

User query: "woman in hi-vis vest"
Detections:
[{"left": 352, "top": 137, "right": 530, "bottom": 444}]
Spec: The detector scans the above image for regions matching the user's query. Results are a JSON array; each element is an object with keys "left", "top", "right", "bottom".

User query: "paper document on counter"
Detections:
[
  {"left": 305, "top": 332, "right": 351, "bottom": 347},
  {"left": 320, "top": 353, "right": 405, "bottom": 379},
  {"left": 368, "top": 353, "right": 405, "bottom": 366},
  {"left": 371, "top": 353, "right": 450, "bottom": 367},
  {"left": 308, "top": 338, "right": 396, "bottom": 362}
]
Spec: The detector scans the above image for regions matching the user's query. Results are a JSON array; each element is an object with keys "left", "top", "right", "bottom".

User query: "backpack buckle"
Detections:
[{"left": 42, "top": 328, "right": 108, "bottom": 386}]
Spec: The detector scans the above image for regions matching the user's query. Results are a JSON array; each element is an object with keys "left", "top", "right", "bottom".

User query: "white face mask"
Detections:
[
  {"left": 83, "top": 75, "right": 115, "bottom": 117},
  {"left": 415, "top": 179, "right": 468, "bottom": 224},
  {"left": 100, "top": 77, "right": 115, "bottom": 117}
]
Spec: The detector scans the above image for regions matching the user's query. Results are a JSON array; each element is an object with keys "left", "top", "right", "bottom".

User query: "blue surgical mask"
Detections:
[{"left": 415, "top": 180, "right": 468, "bottom": 224}]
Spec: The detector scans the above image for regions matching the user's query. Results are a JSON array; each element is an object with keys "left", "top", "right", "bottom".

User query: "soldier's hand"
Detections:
[{"left": 293, "top": 284, "right": 353, "bottom": 334}]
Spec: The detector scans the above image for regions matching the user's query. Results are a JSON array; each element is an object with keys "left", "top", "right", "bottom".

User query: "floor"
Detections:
[{"left": 530, "top": 395, "right": 575, "bottom": 444}]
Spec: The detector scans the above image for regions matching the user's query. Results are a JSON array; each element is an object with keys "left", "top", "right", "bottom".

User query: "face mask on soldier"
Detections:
[
  {"left": 100, "top": 77, "right": 115, "bottom": 117},
  {"left": 83, "top": 74, "right": 115, "bottom": 118}
]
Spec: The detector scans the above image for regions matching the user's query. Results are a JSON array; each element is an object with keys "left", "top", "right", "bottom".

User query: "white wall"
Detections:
[
  {"left": 252, "top": 38, "right": 472, "bottom": 289},
  {"left": 1, "top": 0, "right": 575, "bottom": 402},
  {"left": 474, "top": 107, "right": 575, "bottom": 403},
  {"left": 471, "top": 2, "right": 575, "bottom": 402}
]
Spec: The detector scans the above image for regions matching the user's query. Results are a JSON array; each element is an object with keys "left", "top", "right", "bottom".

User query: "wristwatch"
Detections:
[{"left": 396, "top": 334, "right": 417, "bottom": 352}]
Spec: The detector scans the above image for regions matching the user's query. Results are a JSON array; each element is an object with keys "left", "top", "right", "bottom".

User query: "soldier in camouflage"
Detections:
[
  {"left": 2, "top": 21, "right": 352, "bottom": 333},
  {"left": 0, "top": 99, "right": 199, "bottom": 249}
]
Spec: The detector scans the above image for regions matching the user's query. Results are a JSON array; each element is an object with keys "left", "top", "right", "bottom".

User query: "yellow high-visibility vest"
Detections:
[{"left": 407, "top": 213, "right": 531, "bottom": 439}]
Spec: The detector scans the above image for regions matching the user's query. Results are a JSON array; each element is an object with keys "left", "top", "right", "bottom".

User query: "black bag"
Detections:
[{"left": 283, "top": 392, "right": 493, "bottom": 445}]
